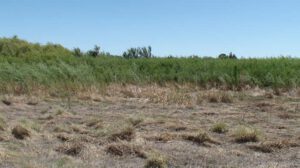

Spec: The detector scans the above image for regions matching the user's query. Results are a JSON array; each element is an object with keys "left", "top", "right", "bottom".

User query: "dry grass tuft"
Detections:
[
  {"left": 12, "top": 125, "right": 31, "bottom": 140},
  {"left": 220, "top": 93, "right": 234, "bottom": 103},
  {"left": 109, "top": 126, "right": 135, "bottom": 142},
  {"left": 105, "top": 142, "right": 146, "bottom": 158},
  {"left": 57, "top": 133, "right": 72, "bottom": 142},
  {"left": 207, "top": 93, "right": 219, "bottom": 103},
  {"left": 128, "top": 117, "right": 144, "bottom": 127},
  {"left": 147, "top": 133, "right": 178, "bottom": 142},
  {"left": 2, "top": 98, "right": 12, "bottom": 106},
  {"left": 53, "top": 124, "right": 71, "bottom": 133},
  {"left": 121, "top": 90, "right": 135, "bottom": 98},
  {"left": 264, "top": 92, "right": 274, "bottom": 99},
  {"left": 166, "top": 123, "right": 187, "bottom": 132},
  {"left": 56, "top": 142, "right": 84, "bottom": 157},
  {"left": 248, "top": 139, "right": 299, "bottom": 153},
  {"left": 85, "top": 118, "right": 102, "bottom": 128},
  {"left": 27, "top": 100, "right": 38, "bottom": 106},
  {"left": 249, "top": 141, "right": 283, "bottom": 153},
  {"left": 182, "top": 132, "right": 220, "bottom": 145},
  {"left": 144, "top": 153, "right": 168, "bottom": 168},
  {"left": 278, "top": 113, "right": 293, "bottom": 119},
  {"left": 0, "top": 117, "right": 6, "bottom": 131},
  {"left": 211, "top": 122, "right": 228, "bottom": 134},
  {"left": 233, "top": 126, "right": 260, "bottom": 143}
]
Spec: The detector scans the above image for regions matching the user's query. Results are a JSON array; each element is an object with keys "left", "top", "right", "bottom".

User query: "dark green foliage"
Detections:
[
  {"left": 219, "top": 52, "right": 237, "bottom": 59},
  {"left": 87, "top": 45, "right": 101, "bottom": 57},
  {"left": 123, "top": 46, "right": 152, "bottom": 59},
  {"left": 73, "top": 48, "right": 83, "bottom": 57},
  {"left": 0, "top": 36, "right": 72, "bottom": 58}
]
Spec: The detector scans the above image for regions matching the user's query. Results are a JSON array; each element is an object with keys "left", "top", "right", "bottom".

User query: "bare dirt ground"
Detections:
[{"left": 0, "top": 85, "right": 299, "bottom": 168}]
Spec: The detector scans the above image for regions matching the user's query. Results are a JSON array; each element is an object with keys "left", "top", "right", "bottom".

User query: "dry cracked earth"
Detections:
[{"left": 0, "top": 85, "right": 299, "bottom": 168}]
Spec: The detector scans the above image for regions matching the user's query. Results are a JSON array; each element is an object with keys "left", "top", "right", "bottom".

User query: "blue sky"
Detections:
[{"left": 1, "top": 0, "right": 300, "bottom": 57}]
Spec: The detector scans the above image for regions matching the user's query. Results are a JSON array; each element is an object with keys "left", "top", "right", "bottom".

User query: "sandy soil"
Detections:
[{"left": 0, "top": 86, "right": 299, "bottom": 168}]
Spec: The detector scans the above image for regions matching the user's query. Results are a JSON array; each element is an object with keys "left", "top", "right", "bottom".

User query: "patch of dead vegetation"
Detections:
[
  {"left": 166, "top": 123, "right": 187, "bottom": 132},
  {"left": 12, "top": 125, "right": 30, "bottom": 140},
  {"left": 182, "top": 132, "right": 220, "bottom": 146},
  {"left": 0, "top": 116, "right": 6, "bottom": 131},
  {"left": 105, "top": 142, "right": 146, "bottom": 158},
  {"left": 255, "top": 102, "right": 273, "bottom": 112},
  {"left": 2, "top": 99, "right": 12, "bottom": 106},
  {"left": 128, "top": 117, "right": 144, "bottom": 127},
  {"left": 204, "top": 91, "right": 234, "bottom": 103},
  {"left": 108, "top": 126, "right": 135, "bottom": 142},
  {"left": 53, "top": 124, "right": 72, "bottom": 134},
  {"left": 146, "top": 133, "right": 179, "bottom": 143},
  {"left": 85, "top": 118, "right": 103, "bottom": 129},
  {"left": 248, "top": 139, "right": 299, "bottom": 153},
  {"left": 55, "top": 142, "right": 84, "bottom": 157},
  {"left": 57, "top": 133, "right": 72, "bottom": 142},
  {"left": 26, "top": 98, "right": 39, "bottom": 106},
  {"left": 144, "top": 153, "right": 168, "bottom": 168},
  {"left": 277, "top": 112, "right": 296, "bottom": 120}
]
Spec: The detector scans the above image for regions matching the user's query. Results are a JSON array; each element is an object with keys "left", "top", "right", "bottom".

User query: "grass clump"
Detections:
[
  {"left": 105, "top": 142, "right": 146, "bottom": 158},
  {"left": 108, "top": 126, "right": 135, "bottom": 142},
  {"left": 182, "top": 131, "right": 220, "bottom": 145},
  {"left": 233, "top": 126, "right": 260, "bottom": 143},
  {"left": 12, "top": 125, "right": 31, "bottom": 140},
  {"left": 249, "top": 140, "right": 299, "bottom": 153},
  {"left": 85, "top": 118, "right": 102, "bottom": 128},
  {"left": 220, "top": 93, "right": 234, "bottom": 103},
  {"left": 211, "top": 122, "right": 228, "bottom": 134},
  {"left": 147, "top": 133, "right": 178, "bottom": 142},
  {"left": 144, "top": 153, "right": 168, "bottom": 168},
  {"left": 56, "top": 142, "right": 84, "bottom": 157},
  {"left": 128, "top": 117, "right": 144, "bottom": 127},
  {"left": 0, "top": 116, "right": 6, "bottom": 131}
]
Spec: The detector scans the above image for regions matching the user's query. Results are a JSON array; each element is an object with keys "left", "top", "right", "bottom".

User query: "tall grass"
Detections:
[
  {"left": 0, "top": 37, "right": 299, "bottom": 95},
  {"left": 0, "top": 56, "right": 299, "bottom": 94}
]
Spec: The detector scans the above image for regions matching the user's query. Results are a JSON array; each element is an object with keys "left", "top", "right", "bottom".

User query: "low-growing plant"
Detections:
[
  {"left": 12, "top": 125, "right": 31, "bottom": 140},
  {"left": 211, "top": 122, "right": 228, "bottom": 134},
  {"left": 0, "top": 116, "right": 6, "bottom": 131},
  {"left": 233, "top": 126, "right": 260, "bottom": 143},
  {"left": 144, "top": 153, "right": 168, "bottom": 168},
  {"left": 108, "top": 125, "right": 135, "bottom": 142},
  {"left": 182, "top": 131, "right": 220, "bottom": 145},
  {"left": 105, "top": 142, "right": 146, "bottom": 158}
]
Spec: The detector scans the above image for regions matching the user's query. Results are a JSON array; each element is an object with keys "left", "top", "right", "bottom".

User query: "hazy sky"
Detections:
[{"left": 1, "top": 0, "right": 300, "bottom": 57}]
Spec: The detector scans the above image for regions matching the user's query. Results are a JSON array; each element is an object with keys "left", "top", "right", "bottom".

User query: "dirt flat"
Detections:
[{"left": 0, "top": 86, "right": 299, "bottom": 168}]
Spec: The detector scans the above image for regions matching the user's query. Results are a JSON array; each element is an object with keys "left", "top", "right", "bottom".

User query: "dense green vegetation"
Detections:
[{"left": 0, "top": 37, "right": 299, "bottom": 94}]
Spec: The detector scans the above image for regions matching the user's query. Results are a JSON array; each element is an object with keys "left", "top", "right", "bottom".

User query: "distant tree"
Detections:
[
  {"left": 229, "top": 52, "right": 237, "bottom": 59},
  {"left": 218, "top": 52, "right": 237, "bottom": 59},
  {"left": 73, "top": 48, "right": 83, "bottom": 57},
  {"left": 218, "top": 53, "right": 228, "bottom": 59},
  {"left": 87, "top": 45, "right": 101, "bottom": 57},
  {"left": 123, "top": 46, "right": 152, "bottom": 59}
]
